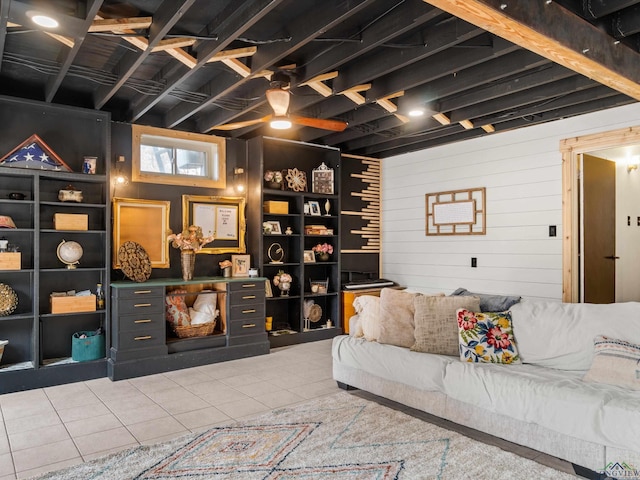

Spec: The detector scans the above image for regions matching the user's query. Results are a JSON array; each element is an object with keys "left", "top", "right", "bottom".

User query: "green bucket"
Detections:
[{"left": 71, "top": 331, "right": 105, "bottom": 362}]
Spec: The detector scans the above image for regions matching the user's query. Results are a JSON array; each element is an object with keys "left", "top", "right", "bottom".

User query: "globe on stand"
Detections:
[{"left": 56, "top": 240, "right": 83, "bottom": 269}]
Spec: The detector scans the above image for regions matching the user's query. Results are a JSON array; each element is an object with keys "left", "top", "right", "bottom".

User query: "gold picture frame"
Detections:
[
  {"left": 112, "top": 197, "right": 170, "bottom": 268},
  {"left": 232, "top": 254, "right": 250, "bottom": 277},
  {"left": 182, "top": 195, "right": 246, "bottom": 254}
]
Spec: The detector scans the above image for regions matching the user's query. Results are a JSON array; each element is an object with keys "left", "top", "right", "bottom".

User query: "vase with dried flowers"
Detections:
[
  {"left": 312, "top": 243, "right": 333, "bottom": 262},
  {"left": 168, "top": 225, "right": 215, "bottom": 281},
  {"left": 272, "top": 270, "right": 292, "bottom": 296}
]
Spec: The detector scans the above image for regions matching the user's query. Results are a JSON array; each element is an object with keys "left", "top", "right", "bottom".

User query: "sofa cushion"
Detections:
[
  {"left": 352, "top": 295, "right": 380, "bottom": 342},
  {"left": 583, "top": 336, "right": 640, "bottom": 390},
  {"left": 411, "top": 295, "right": 480, "bottom": 356},
  {"left": 451, "top": 288, "right": 521, "bottom": 312},
  {"left": 457, "top": 310, "right": 521, "bottom": 364},
  {"left": 510, "top": 300, "right": 640, "bottom": 371},
  {"left": 377, "top": 289, "right": 420, "bottom": 348}
]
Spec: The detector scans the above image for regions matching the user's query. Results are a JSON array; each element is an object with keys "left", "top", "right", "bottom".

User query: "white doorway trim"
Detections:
[{"left": 560, "top": 126, "right": 640, "bottom": 302}]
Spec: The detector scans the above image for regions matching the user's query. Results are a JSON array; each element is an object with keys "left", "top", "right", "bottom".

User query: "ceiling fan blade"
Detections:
[
  {"left": 211, "top": 116, "right": 271, "bottom": 131},
  {"left": 289, "top": 115, "right": 348, "bottom": 132}
]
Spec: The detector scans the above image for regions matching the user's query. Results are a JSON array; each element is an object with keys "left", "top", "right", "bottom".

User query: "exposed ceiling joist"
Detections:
[
  {"left": 88, "top": 17, "right": 152, "bottom": 32},
  {"left": 422, "top": 0, "right": 640, "bottom": 101}
]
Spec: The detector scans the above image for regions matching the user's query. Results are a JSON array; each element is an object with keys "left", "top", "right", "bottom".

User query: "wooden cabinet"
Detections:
[
  {"left": 108, "top": 277, "right": 269, "bottom": 380},
  {"left": 0, "top": 97, "right": 110, "bottom": 394},
  {"left": 247, "top": 137, "right": 342, "bottom": 347}
]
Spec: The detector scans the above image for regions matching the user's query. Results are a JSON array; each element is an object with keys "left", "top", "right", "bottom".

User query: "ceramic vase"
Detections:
[{"left": 316, "top": 252, "right": 330, "bottom": 262}]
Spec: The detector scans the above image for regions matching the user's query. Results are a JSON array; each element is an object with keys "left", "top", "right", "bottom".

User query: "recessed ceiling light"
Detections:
[
  {"left": 408, "top": 108, "right": 425, "bottom": 117},
  {"left": 270, "top": 117, "right": 292, "bottom": 129},
  {"left": 31, "top": 14, "right": 59, "bottom": 29}
]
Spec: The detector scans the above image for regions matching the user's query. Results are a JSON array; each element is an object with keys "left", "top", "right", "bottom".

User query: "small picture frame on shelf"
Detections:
[
  {"left": 308, "top": 201, "right": 321, "bottom": 216},
  {"left": 265, "top": 279, "right": 273, "bottom": 298},
  {"left": 231, "top": 254, "right": 250, "bottom": 277},
  {"left": 303, "top": 203, "right": 310, "bottom": 215},
  {"left": 263, "top": 220, "right": 282, "bottom": 235},
  {"left": 303, "top": 250, "right": 316, "bottom": 263}
]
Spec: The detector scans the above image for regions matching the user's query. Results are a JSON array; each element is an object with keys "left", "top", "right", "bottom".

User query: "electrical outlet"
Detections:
[
  {"left": 549, "top": 225, "right": 556, "bottom": 237},
  {"left": 471, "top": 257, "right": 477, "bottom": 268}
]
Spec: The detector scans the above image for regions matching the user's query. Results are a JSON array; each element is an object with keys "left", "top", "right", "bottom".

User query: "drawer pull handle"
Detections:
[
  {"left": 242, "top": 284, "right": 256, "bottom": 288},
  {"left": 242, "top": 309, "right": 256, "bottom": 314},
  {"left": 242, "top": 324, "right": 256, "bottom": 328},
  {"left": 242, "top": 295, "right": 256, "bottom": 299},
  {"left": 134, "top": 303, "right": 152, "bottom": 308},
  {"left": 134, "top": 335, "right": 152, "bottom": 341},
  {"left": 134, "top": 319, "right": 152, "bottom": 324},
  {"left": 134, "top": 290, "right": 152, "bottom": 294}
]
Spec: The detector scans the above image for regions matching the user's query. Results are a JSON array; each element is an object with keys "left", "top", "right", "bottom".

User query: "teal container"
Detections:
[{"left": 71, "top": 331, "right": 105, "bottom": 362}]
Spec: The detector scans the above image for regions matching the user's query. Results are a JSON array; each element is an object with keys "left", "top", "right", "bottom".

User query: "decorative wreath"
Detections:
[{"left": 285, "top": 168, "right": 307, "bottom": 192}]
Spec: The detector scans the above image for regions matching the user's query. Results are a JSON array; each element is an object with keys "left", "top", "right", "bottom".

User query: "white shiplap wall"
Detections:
[{"left": 381, "top": 102, "right": 640, "bottom": 301}]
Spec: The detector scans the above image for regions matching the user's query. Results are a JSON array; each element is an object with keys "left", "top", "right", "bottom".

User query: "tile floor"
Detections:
[{"left": 0, "top": 339, "right": 576, "bottom": 479}]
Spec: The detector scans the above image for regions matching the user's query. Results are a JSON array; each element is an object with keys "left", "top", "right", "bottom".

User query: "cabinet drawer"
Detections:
[
  {"left": 229, "top": 290, "right": 265, "bottom": 306},
  {"left": 117, "top": 314, "right": 165, "bottom": 334},
  {"left": 228, "top": 303, "right": 265, "bottom": 321},
  {"left": 116, "top": 331, "right": 165, "bottom": 350},
  {"left": 227, "top": 280, "right": 265, "bottom": 292},
  {"left": 117, "top": 299, "right": 164, "bottom": 315},
  {"left": 228, "top": 317, "right": 265, "bottom": 336},
  {"left": 114, "top": 286, "right": 164, "bottom": 300}
]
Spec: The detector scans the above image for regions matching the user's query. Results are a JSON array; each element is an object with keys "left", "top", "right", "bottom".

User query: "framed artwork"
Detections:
[
  {"left": 264, "top": 220, "right": 282, "bottom": 234},
  {"left": 312, "top": 162, "right": 334, "bottom": 194},
  {"left": 425, "top": 187, "right": 486, "bottom": 236},
  {"left": 182, "top": 195, "right": 246, "bottom": 254},
  {"left": 265, "top": 279, "right": 273, "bottom": 298},
  {"left": 112, "top": 197, "right": 170, "bottom": 268},
  {"left": 308, "top": 200, "right": 321, "bottom": 216},
  {"left": 232, "top": 255, "right": 250, "bottom": 277},
  {"left": 0, "top": 134, "right": 72, "bottom": 172},
  {"left": 303, "top": 250, "right": 316, "bottom": 263}
]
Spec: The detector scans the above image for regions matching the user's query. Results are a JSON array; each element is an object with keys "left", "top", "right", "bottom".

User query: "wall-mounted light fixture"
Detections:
[
  {"left": 233, "top": 167, "right": 245, "bottom": 193},
  {"left": 627, "top": 163, "right": 638, "bottom": 173},
  {"left": 626, "top": 155, "right": 639, "bottom": 173},
  {"left": 112, "top": 155, "right": 129, "bottom": 186}
]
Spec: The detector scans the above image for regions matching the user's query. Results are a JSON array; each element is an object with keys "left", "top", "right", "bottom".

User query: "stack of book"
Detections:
[{"left": 304, "top": 225, "right": 333, "bottom": 235}]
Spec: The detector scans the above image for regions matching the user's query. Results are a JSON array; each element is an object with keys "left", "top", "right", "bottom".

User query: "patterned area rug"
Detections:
[{"left": 32, "top": 391, "right": 577, "bottom": 479}]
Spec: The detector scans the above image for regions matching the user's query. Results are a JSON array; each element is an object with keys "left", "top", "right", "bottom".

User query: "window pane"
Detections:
[
  {"left": 140, "top": 145, "right": 173, "bottom": 174},
  {"left": 176, "top": 149, "right": 207, "bottom": 176}
]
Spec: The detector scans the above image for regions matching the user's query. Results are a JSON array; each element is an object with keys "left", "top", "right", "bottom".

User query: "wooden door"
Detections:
[{"left": 582, "top": 154, "right": 616, "bottom": 303}]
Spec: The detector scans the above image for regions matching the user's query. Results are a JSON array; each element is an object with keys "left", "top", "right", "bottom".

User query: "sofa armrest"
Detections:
[{"left": 349, "top": 314, "right": 361, "bottom": 336}]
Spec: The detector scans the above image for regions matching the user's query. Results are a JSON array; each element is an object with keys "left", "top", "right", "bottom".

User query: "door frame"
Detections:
[{"left": 560, "top": 126, "right": 640, "bottom": 302}]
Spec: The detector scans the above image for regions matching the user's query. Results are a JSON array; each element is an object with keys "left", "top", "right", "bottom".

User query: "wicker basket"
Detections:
[{"left": 173, "top": 321, "right": 216, "bottom": 339}]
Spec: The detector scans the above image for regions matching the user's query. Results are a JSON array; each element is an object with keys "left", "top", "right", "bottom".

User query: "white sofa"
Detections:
[{"left": 332, "top": 297, "right": 640, "bottom": 476}]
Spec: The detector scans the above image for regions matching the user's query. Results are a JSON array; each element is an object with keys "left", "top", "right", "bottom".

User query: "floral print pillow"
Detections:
[{"left": 457, "top": 309, "right": 521, "bottom": 364}]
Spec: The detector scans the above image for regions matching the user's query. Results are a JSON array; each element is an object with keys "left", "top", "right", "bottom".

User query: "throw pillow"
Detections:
[
  {"left": 352, "top": 295, "right": 381, "bottom": 341},
  {"left": 411, "top": 295, "right": 481, "bottom": 355},
  {"left": 165, "top": 289, "right": 190, "bottom": 327},
  {"left": 451, "top": 287, "right": 521, "bottom": 312},
  {"left": 583, "top": 335, "right": 640, "bottom": 390},
  {"left": 377, "top": 289, "right": 420, "bottom": 348},
  {"left": 457, "top": 310, "right": 521, "bottom": 364}
]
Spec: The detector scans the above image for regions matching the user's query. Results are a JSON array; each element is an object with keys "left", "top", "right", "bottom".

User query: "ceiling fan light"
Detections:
[
  {"left": 266, "top": 88, "right": 290, "bottom": 117},
  {"left": 270, "top": 117, "right": 292, "bottom": 130},
  {"left": 31, "top": 14, "right": 59, "bottom": 28},
  {"left": 408, "top": 108, "right": 425, "bottom": 117}
]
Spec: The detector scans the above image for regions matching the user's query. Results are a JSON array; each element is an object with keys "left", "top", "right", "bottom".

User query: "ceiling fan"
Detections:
[{"left": 212, "top": 72, "right": 348, "bottom": 132}]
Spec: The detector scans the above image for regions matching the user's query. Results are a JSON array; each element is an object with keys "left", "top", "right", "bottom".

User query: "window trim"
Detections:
[{"left": 132, "top": 124, "right": 226, "bottom": 188}]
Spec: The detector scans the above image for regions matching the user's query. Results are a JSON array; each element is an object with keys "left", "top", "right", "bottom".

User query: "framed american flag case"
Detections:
[{"left": 312, "top": 162, "right": 334, "bottom": 194}]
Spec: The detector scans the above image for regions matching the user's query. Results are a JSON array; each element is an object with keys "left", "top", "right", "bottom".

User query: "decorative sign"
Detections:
[
  {"left": 312, "top": 162, "right": 334, "bottom": 194},
  {"left": 426, "top": 187, "right": 486, "bottom": 236}
]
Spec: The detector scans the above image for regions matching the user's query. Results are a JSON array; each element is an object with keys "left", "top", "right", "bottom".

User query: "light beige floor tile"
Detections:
[
  {"left": 0, "top": 390, "right": 48, "bottom": 408},
  {"left": 0, "top": 400, "right": 55, "bottom": 422},
  {"left": 216, "top": 397, "right": 270, "bottom": 419},
  {"left": 257, "top": 390, "right": 306, "bottom": 409},
  {"left": 56, "top": 401, "right": 110, "bottom": 423},
  {"left": 85, "top": 380, "right": 139, "bottom": 401},
  {"left": 126, "top": 416, "right": 188, "bottom": 443},
  {"left": 82, "top": 443, "right": 138, "bottom": 462},
  {"left": 270, "top": 373, "right": 317, "bottom": 390},
  {"left": 11, "top": 439, "right": 79, "bottom": 473},
  {"left": 174, "top": 406, "right": 231, "bottom": 430},
  {"left": 196, "top": 363, "right": 249, "bottom": 380},
  {"left": 44, "top": 381, "right": 94, "bottom": 399},
  {"left": 184, "top": 379, "right": 226, "bottom": 396},
  {"left": 153, "top": 396, "right": 211, "bottom": 416},
  {"left": 73, "top": 427, "right": 138, "bottom": 457},
  {"left": 0, "top": 453, "right": 14, "bottom": 477},
  {"left": 218, "top": 373, "right": 263, "bottom": 388},
  {"left": 4, "top": 411, "right": 61, "bottom": 436},
  {"left": 102, "top": 393, "right": 157, "bottom": 414},
  {"left": 9, "top": 424, "right": 70, "bottom": 452},
  {"left": 64, "top": 413, "right": 123, "bottom": 437},
  {"left": 15, "top": 457, "right": 82, "bottom": 479},
  {"left": 289, "top": 379, "right": 340, "bottom": 399},
  {"left": 163, "top": 369, "right": 213, "bottom": 386},
  {"left": 128, "top": 374, "right": 179, "bottom": 394},
  {"left": 234, "top": 380, "right": 286, "bottom": 398},
  {"left": 139, "top": 432, "right": 190, "bottom": 446},
  {"left": 0, "top": 431, "right": 9, "bottom": 456},
  {"left": 197, "top": 386, "right": 252, "bottom": 406},
  {"left": 112, "top": 404, "right": 171, "bottom": 426},
  {"left": 0, "top": 474, "right": 16, "bottom": 480}
]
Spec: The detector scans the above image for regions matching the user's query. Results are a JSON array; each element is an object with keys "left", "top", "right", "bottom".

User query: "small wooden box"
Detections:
[
  {"left": 0, "top": 252, "right": 21, "bottom": 270},
  {"left": 54, "top": 213, "right": 88, "bottom": 231},
  {"left": 263, "top": 201, "right": 288, "bottom": 214},
  {"left": 51, "top": 295, "right": 96, "bottom": 314}
]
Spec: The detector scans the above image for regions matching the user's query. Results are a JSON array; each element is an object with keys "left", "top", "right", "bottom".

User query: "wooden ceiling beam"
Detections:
[
  {"left": 151, "top": 38, "right": 196, "bottom": 52},
  {"left": 422, "top": 0, "right": 640, "bottom": 101},
  {"left": 89, "top": 17, "right": 152, "bottom": 32}
]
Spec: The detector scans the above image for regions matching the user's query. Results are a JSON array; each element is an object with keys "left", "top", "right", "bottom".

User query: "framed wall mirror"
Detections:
[
  {"left": 182, "top": 195, "right": 246, "bottom": 254},
  {"left": 112, "top": 197, "right": 171, "bottom": 268}
]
